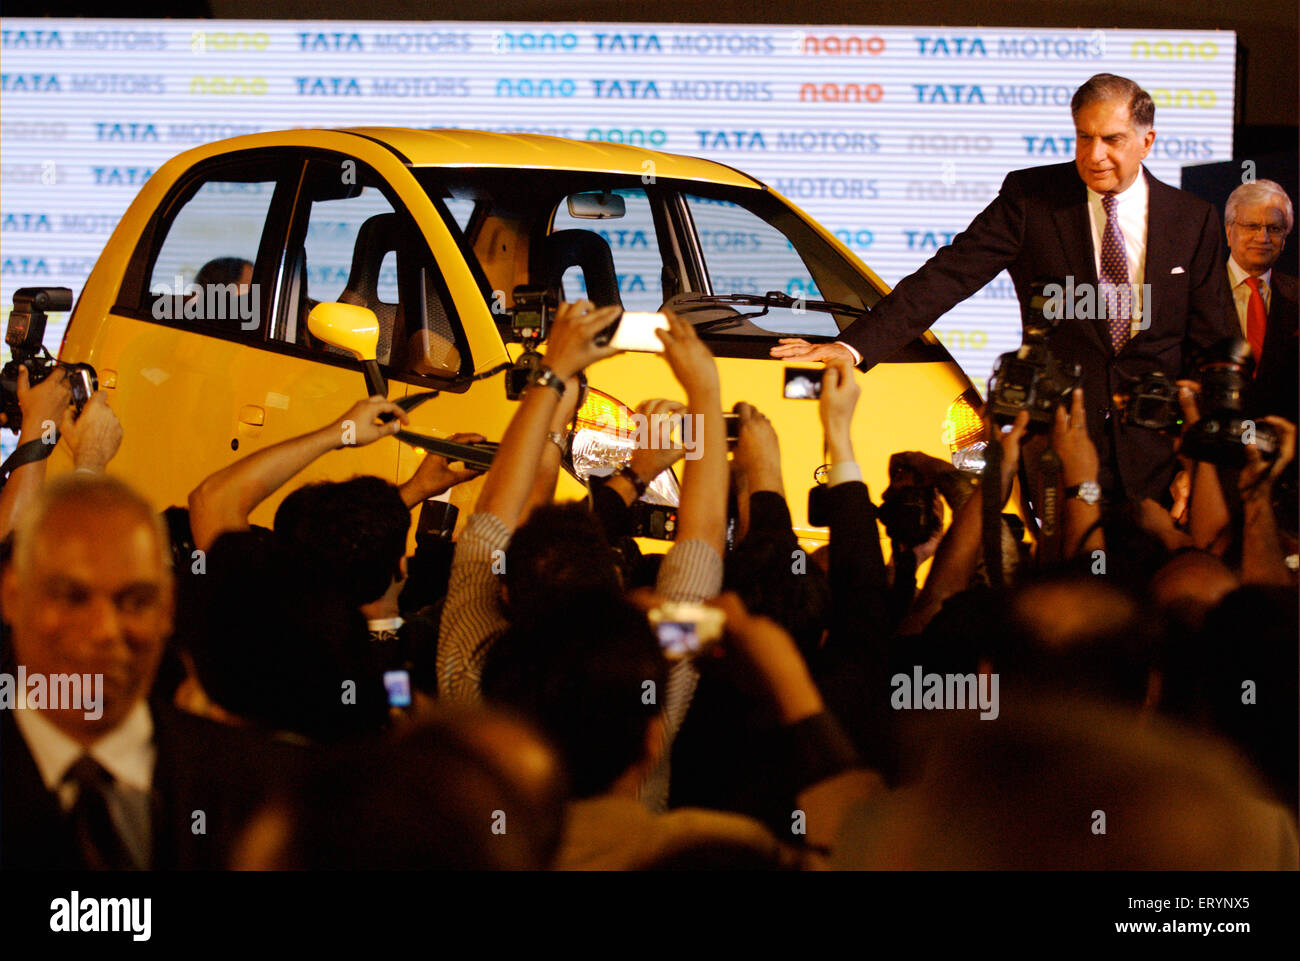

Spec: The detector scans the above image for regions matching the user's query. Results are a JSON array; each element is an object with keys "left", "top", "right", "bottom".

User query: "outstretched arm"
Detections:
[{"left": 188, "top": 395, "right": 407, "bottom": 551}]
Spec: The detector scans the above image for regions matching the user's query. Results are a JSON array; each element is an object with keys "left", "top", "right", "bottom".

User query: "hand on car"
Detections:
[
  {"left": 407, "top": 432, "right": 487, "bottom": 499},
  {"left": 329, "top": 396, "right": 408, "bottom": 449},
  {"left": 542, "top": 300, "right": 621, "bottom": 380},
  {"left": 59, "top": 391, "right": 123, "bottom": 472},
  {"left": 770, "top": 338, "right": 856, "bottom": 365}
]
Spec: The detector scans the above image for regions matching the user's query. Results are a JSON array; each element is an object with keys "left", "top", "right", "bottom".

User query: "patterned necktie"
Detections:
[
  {"left": 1245, "top": 276, "right": 1267, "bottom": 373},
  {"left": 1099, "top": 192, "right": 1132, "bottom": 353},
  {"left": 64, "top": 755, "right": 139, "bottom": 871}
]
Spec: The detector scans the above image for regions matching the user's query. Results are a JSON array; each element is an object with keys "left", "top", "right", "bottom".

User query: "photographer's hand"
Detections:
[
  {"left": 1239, "top": 416, "right": 1296, "bottom": 586},
  {"left": 16, "top": 365, "right": 72, "bottom": 445},
  {"left": 59, "top": 391, "right": 123, "bottom": 472},
  {"left": 542, "top": 300, "right": 621, "bottom": 380},
  {"left": 819, "top": 356, "right": 860, "bottom": 464},
  {"left": 733, "top": 402, "right": 784, "bottom": 497},
  {"left": 399, "top": 432, "right": 487, "bottom": 507}
]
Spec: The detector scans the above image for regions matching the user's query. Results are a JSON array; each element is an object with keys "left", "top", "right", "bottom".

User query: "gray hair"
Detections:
[
  {"left": 1225, "top": 179, "right": 1294, "bottom": 233},
  {"left": 1071, "top": 73, "right": 1155, "bottom": 131},
  {"left": 10, "top": 473, "right": 171, "bottom": 579}
]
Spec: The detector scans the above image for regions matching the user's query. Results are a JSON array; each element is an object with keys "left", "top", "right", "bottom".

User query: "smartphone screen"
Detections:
[
  {"left": 609, "top": 312, "right": 669, "bottom": 353},
  {"left": 383, "top": 670, "right": 412, "bottom": 709},
  {"left": 783, "top": 367, "right": 825, "bottom": 399},
  {"left": 656, "top": 620, "right": 700, "bottom": 659}
]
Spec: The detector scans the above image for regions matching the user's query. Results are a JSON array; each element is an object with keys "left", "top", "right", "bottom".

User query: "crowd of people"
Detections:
[{"left": 0, "top": 299, "right": 1295, "bottom": 871}]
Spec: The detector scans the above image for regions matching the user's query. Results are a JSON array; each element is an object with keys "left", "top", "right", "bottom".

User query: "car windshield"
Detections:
[{"left": 412, "top": 168, "right": 882, "bottom": 338}]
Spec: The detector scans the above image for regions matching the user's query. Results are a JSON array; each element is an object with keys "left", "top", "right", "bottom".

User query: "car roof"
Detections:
[{"left": 337, "top": 127, "right": 763, "bottom": 187}]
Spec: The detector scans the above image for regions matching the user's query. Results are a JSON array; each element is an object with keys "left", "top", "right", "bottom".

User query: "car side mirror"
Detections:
[{"left": 307, "top": 301, "right": 386, "bottom": 397}]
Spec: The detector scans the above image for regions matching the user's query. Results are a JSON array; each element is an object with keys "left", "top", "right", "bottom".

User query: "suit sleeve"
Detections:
[{"left": 837, "top": 171, "right": 1028, "bottom": 370}]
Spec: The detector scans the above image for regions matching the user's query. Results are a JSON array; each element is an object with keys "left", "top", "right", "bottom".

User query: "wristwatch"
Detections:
[
  {"left": 528, "top": 365, "right": 566, "bottom": 401},
  {"left": 546, "top": 430, "right": 569, "bottom": 457},
  {"left": 1064, "top": 480, "right": 1102, "bottom": 506},
  {"left": 616, "top": 465, "right": 649, "bottom": 499}
]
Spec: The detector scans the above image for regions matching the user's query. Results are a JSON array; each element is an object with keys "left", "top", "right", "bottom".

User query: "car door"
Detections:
[{"left": 65, "top": 151, "right": 302, "bottom": 512}]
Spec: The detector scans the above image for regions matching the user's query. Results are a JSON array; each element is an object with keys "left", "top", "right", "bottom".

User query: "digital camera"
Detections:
[{"left": 2, "top": 287, "right": 97, "bottom": 434}]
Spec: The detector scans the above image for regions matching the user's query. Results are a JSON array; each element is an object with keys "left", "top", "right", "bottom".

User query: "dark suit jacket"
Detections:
[
  {"left": 1254, "top": 271, "right": 1299, "bottom": 422},
  {"left": 1, "top": 703, "right": 304, "bottom": 870},
  {"left": 839, "top": 162, "right": 1237, "bottom": 500}
]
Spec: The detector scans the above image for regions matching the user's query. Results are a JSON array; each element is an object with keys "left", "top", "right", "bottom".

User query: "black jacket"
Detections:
[{"left": 838, "top": 162, "right": 1237, "bottom": 500}]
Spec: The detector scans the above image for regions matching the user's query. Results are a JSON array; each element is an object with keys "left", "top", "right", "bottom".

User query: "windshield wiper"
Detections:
[{"left": 670, "top": 291, "right": 871, "bottom": 329}]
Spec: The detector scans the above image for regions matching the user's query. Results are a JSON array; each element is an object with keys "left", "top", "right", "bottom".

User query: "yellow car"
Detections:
[{"left": 50, "top": 128, "right": 983, "bottom": 546}]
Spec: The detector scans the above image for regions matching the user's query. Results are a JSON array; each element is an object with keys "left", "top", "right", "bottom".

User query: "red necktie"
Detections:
[{"left": 1245, "top": 276, "right": 1267, "bottom": 373}]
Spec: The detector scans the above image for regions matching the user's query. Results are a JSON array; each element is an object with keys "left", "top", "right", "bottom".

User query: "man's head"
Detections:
[
  {"left": 1225, "top": 180, "right": 1294, "bottom": 276},
  {"left": 2, "top": 475, "right": 173, "bottom": 742},
  {"left": 481, "top": 588, "right": 667, "bottom": 798},
  {"left": 1071, "top": 73, "right": 1156, "bottom": 195},
  {"left": 273, "top": 475, "right": 410, "bottom": 609},
  {"left": 501, "top": 502, "right": 623, "bottom": 622}
]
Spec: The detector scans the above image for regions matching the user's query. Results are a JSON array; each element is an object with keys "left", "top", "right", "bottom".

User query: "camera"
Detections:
[
  {"left": 986, "top": 279, "right": 1082, "bottom": 433},
  {"left": 1181, "top": 337, "right": 1277, "bottom": 467},
  {"left": 878, "top": 484, "right": 942, "bottom": 548},
  {"left": 628, "top": 500, "right": 678, "bottom": 540},
  {"left": 1123, "top": 370, "right": 1183, "bottom": 434},
  {"left": 647, "top": 601, "right": 725, "bottom": 660},
  {"left": 2, "top": 287, "right": 97, "bottom": 434},
  {"left": 508, "top": 285, "right": 557, "bottom": 343}
]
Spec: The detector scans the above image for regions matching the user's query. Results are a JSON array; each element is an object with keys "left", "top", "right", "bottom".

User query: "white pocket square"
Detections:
[{"left": 1170, "top": 266, "right": 1185, "bottom": 274}]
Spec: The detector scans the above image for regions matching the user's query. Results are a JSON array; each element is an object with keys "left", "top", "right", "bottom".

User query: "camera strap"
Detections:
[
  {"left": 0, "top": 435, "right": 58, "bottom": 488},
  {"left": 1034, "top": 449, "right": 1064, "bottom": 565},
  {"left": 981, "top": 438, "right": 1003, "bottom": 588}
]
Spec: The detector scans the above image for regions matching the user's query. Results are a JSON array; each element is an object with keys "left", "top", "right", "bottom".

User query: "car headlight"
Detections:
[
  {"left": 570, "top": 387, "right": 680, "bottom": 506},
  {"left": 943, "top": 390, "right": 987, "bottom": 471}
]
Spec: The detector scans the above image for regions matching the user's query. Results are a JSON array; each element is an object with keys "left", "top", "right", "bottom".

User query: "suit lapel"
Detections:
[
  {"left": 1050, "top": 175, "right": 1107, "bottom": 352},
  {"left": 1140, "top": 168, "right": 1175, "bottom": 346}
]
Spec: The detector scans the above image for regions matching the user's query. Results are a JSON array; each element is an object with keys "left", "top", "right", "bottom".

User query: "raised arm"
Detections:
[{"left": 188, "top": 395, "right": 407, "bottom": 551}]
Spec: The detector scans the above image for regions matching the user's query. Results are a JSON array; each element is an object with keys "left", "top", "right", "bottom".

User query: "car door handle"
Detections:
[{"left": 238, "top": 405, "right": 265, "bottom": 427}]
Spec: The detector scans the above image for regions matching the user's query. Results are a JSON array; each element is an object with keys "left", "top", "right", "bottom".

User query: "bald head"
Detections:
[{"left": 2, "top": 475, "right": 173, "bottom": 742}]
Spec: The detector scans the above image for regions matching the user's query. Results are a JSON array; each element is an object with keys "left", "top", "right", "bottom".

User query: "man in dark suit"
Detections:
[
  {"left": 1223, "top": 179, "right": 1298, "bottom": 422},
  {"left": 773, "top": 73, "right": 1237, "bottom": 503},
  {"left": 1, "top": 474, "right": 291, "bottom": 870}
]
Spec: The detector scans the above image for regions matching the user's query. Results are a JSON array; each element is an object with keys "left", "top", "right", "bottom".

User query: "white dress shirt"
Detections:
[
  {"left": 1085, "top": 169, "right": 1149, "bottom": 322},
  {"left": 14, "top": 700, "right": 157, "bottom": 867},
  {"left": 1227, "top": 255, "right": 1273, "bottom": 337}
]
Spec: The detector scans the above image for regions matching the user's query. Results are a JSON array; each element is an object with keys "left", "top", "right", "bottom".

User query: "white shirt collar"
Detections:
[
  {"left": 1228, "top": 255, "right": 1272, "bottom": 289},
  {"left": 14, "top": 699, "right": 156, "bottom": 795},
  {"left": 1086, "top": 165, "right": 1149, "bottom": 210}
]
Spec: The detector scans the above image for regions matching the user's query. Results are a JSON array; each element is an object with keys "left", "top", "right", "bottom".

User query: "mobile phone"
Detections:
[
  {"left": 783, "top": 367, "right": 825, "bottom": 399},
  {"left": 647, "top": 601, "right": 725, "bottom": 660},
  {"left": 607, "top": 311, "right": 670, "bottom": 353},
  {"left": 723, "top": 411, "right": 741, "bottom": 447},
  {"left": 383, "top": 669, "right": 412, "bottom": 709}
]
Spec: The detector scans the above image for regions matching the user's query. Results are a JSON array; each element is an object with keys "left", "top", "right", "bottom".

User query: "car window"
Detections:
[
  {"left": 551, "top": 188, "right": 665, "bottom": 311},
  {"left": 147, "top": 178, "right": 274, "bottom": 333},
  {"left": 284, "top": 164, "right": 463, "bottom": 379},
  {"left": 684, "top": 193, "right": 840, "bottom": 337}
]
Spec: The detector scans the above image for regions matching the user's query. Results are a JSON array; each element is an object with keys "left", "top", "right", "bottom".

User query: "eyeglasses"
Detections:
[{"left": 1230, "top": 221, "right": 1288, "bottom": 238}]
